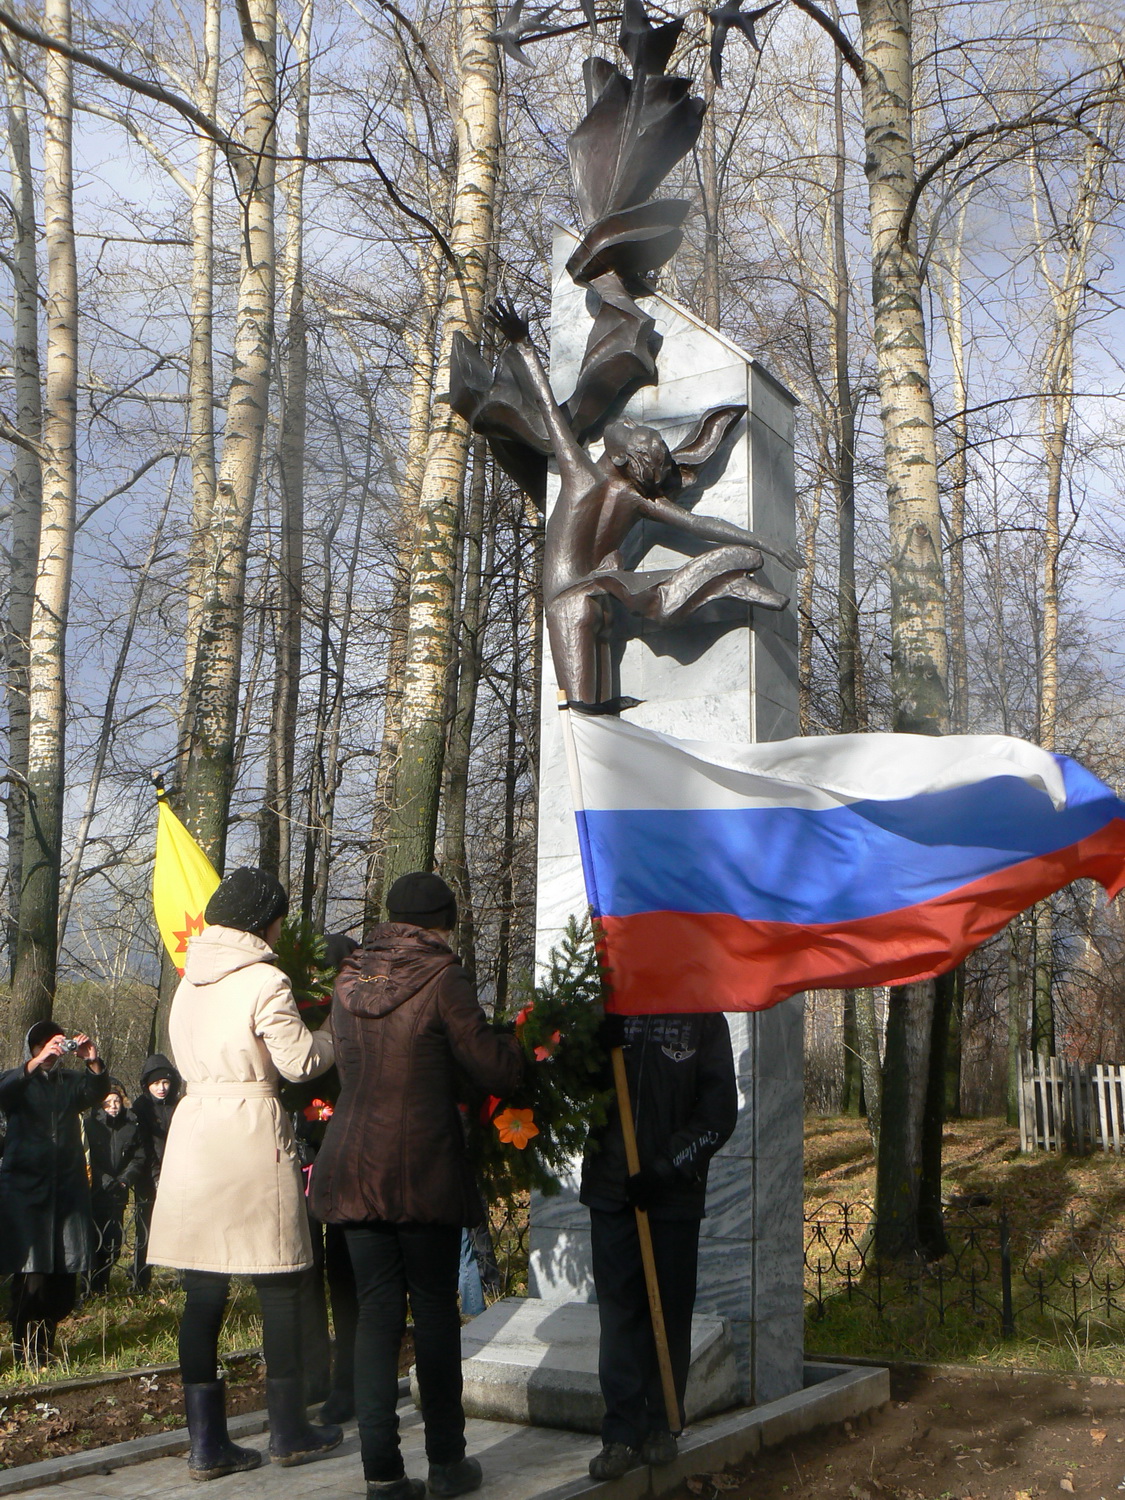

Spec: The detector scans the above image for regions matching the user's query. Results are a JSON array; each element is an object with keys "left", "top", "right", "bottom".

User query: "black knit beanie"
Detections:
[
  {"left": 386, "top": 871, "right": 457, "bottom": 930},
  {"left": 204, "top": 867, "right": 289, "bottom": 935},
  {"left": 324, "top": 932, "right": 360, "bottom": 971}
]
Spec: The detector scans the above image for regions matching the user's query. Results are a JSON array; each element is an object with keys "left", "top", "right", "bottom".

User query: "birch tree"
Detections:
[
  {"left": 1, "top": 40, "right": 43, "bottom": 974},
  {"left": 10, "top": 0, "right": 78, "bottom": 1035},
  {"left": 381, "top": 0, "right": 500, "bottom": 891},
  {"left": 177, "top": 0, "right": 277, "bottom": 870},
  {"left": 262, "top": 0, "right": 313, "bottom": 885}
]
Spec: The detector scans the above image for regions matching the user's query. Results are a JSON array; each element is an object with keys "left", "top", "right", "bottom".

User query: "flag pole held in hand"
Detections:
[{"left": 558, "top": 691, "right": 682, "bottom": 1437}]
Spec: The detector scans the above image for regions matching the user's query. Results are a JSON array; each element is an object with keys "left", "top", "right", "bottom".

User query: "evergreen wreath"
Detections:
[
  {"left": 273, "top": 914, "right": 339, "bottom": 1131},
  {"left": 469, "top": 916, "right": 613, "bottom": 1201}
]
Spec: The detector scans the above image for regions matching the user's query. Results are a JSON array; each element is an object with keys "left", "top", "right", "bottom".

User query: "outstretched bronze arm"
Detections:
[
  {"left": 635, "top": 491, "right": 800, "bottom": 571},
  {"left": 488, "top": 301, "right": 601, "bottom": 488}
]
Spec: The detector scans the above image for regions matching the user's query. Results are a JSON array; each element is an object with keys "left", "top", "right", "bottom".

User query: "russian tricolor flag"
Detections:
[{"left": 563, "top": 713, "right": 1125, "bottom": 1014}]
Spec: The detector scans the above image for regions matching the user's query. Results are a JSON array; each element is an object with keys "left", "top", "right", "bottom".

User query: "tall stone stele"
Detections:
[{"left": 452, "top": 0, "right": 803, "bottom": 1406}]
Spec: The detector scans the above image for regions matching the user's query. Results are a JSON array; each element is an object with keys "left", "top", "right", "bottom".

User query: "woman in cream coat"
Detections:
[{"left": 148, "top": 868, "right": 341, "bottom": 1481}]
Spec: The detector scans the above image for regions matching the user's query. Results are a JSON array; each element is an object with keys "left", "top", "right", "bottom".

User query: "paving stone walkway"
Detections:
[{"left": 12, "top": 1401, "right": 603, "bottom": 1500}]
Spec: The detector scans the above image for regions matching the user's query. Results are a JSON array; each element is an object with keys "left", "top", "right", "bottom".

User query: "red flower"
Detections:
[
  {"left": 480, "top": 1095, "right": 503, "bottom": 1124},
  {"left": 514, "top": 1004, "right": 534, "bottom": 1029},
  {"left": 303, "top": 1098, "right": 334, "bottom": 1122},
  {"left": 534, "top": 1030, "right": 562, "bottom": 1062}
]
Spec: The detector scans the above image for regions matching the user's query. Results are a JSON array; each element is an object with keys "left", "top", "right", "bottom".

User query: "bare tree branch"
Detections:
[
  {"left": 787, "top": 0, "right": 864, "bottom": 81},
  {"left": 77, "top": 450, "right": 181, "bottom": 531}
]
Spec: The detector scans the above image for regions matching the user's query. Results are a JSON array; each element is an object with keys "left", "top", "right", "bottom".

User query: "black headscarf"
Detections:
[{"left": 204, "top": 867, "right": 289, "bottom": 935}]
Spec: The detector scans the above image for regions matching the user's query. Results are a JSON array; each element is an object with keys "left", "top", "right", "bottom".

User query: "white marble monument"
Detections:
[{"left": 529, "top": 229, "right": 804, "bottom": 1406}]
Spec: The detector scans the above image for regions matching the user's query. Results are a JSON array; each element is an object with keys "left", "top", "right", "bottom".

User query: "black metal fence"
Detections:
[{"left": 805, "top": 1198, "right": 1125, "bottom": 1346}]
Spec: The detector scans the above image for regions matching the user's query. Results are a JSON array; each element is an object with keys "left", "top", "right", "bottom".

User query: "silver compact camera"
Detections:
[{"left": 59, "top": 1037, "right": 81, "bottom": 1054}]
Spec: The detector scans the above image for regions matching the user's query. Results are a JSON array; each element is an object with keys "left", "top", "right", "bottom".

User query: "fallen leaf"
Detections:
[
  {"left": 686, "top": 1479, "right": 707, "bottom": 1496},
  {"left": 1061, "top": 1481, "right": 1075, "bottom": 1494},
  {"left": 712, "top": 1478, "right": 740, "bottom": 1493},
  {"left": 1093, "top": 1431, "right": 1108, "bottom": 1446}
]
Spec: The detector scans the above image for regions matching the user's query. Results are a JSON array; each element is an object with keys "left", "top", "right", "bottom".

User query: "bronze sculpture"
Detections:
[{"left": 453, "top": 0, "right": 796, "bottom": 706}]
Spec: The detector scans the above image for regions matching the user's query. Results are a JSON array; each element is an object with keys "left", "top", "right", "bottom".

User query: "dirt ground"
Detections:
[
  {"left": 673, "top": 1367, "right": 1125, "bottom": 1500},
  {"left": 0, "top": 1334, "right": 416, "bottom": 1470},
  {"left": 0, "top": 1359, "right": 266, "bottom": 1469}
]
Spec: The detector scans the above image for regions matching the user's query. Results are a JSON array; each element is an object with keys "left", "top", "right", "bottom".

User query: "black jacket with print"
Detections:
[{"left": 579, "top": 1013, "right": 737, "bottom": 1220}]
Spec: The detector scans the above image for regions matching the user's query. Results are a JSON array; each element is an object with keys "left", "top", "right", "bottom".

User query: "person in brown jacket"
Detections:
[{"left": 309, "top": 872, "right": 524, "bottom": 1500}]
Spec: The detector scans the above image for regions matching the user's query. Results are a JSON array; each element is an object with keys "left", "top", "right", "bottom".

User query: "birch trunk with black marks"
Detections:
[
  {"left": 856, "top": 0, "right": 949, "bottom": 1257},
  {"left": 177, "top": 0, "right": 221, "bottom": 749},
  {"left": 440, "top": 441, "right": 489, "bottom": 970},
  {"left": 261, "top": 0, "right": 311, "bottom": 886},
  {"left": 364, "top": 247, "right": 443, "bottom": 932},
  {"left": 177, "top": 0, "right": 277, "bottom": 870},
  {"left": 2, "top": 43, "right": 43, "bottom": 976},
  {"left": 11, "top": 0, "right": 77, "bottom": 1033},
  {"left": 381, "top": 0, "right": 500, "bottom": 891},
  {"left": 1027, "top": 124, "right": 1106, "bottom": 1059}
]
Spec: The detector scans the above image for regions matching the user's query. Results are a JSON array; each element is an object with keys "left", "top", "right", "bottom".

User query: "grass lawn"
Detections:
[
  {"left": 804, "top": 1114, "right": 1125, "bottom": 1374},
  {"left": 0, "top": 1266, "right": 262, "bottom": 1392}
]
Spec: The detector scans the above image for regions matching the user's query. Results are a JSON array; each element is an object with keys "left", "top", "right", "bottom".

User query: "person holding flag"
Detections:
[{"left": 581, "top": 1012, "right": 736, "bottom": 1480}]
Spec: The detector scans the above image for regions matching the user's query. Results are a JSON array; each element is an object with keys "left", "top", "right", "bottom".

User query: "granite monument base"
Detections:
[{"left": 445, "top": 1297, "right": 738, "bottom": 1434}]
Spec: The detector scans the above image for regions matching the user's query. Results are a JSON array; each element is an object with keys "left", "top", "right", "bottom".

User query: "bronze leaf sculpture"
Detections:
[{"left": 451, "top": 0, "right": 797, "bottom": 706}]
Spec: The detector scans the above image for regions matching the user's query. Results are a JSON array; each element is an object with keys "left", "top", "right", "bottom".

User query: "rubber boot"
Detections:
[
  {"left": 266, "top": 1376, "right": 343, "bottom": 1466},
  {"left": 183, "top": 1381, "right": 262, "bottom": 1482}
]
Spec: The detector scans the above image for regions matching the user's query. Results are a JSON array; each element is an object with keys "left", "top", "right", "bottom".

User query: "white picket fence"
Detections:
[{"left": 1017, "top": 1052, "right": 1125, "bottom": 1153}]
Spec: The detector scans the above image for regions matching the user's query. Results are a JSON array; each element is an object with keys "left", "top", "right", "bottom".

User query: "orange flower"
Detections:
[
  {"left": 514, "top": 1004, "right": 534, "bottom": 1029},
  {"left": 534, "top": 1030, "right": 562, "bottom": 1062},
  {"left": 493, "top": 1107, "right": 539, "bottom": 1150},
  {"left": 303, "top": 1098, "right": 334, "bottom": 1122}
]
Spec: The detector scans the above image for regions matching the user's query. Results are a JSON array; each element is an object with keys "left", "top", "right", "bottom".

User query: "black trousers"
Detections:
[
  {"left": 178, "top": 1269, "right": 304, "bottom": 1385},
  {"left": 9, "top": 1273, "right": 78, "bottom": 1361},
  {"left": 345, "top": 1221, "right": 464, "bottom": 1482},
  {"left": 90, "top": 1189, "right": 127, "bottom": 1294},
  {"left": 325, "top": 1222, "right": 359, "bottom": 1397},
  {"left": 131, "top": 1193, "right": 154, "bottom": 1290},
  {"left": 589, "top": 1207, "right": 700, "bottom": 1448}
]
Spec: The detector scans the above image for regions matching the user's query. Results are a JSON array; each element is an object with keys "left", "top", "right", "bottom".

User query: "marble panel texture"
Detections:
[{"left": 528, "top": 227, "right": 804, "bottom": 1405}]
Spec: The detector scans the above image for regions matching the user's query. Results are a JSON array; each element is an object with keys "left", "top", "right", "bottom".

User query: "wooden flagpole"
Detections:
[
  {"left": 558, "top": 694, "right": 682, "bottom": 1436},
  {"left": 610, "top": 1043, "right": 683, "bottom": 1435}
]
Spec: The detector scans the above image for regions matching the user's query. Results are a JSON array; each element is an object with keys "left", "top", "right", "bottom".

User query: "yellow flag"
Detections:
[{"left": 152, "top": 792, "right": 220, "bottom": 975}]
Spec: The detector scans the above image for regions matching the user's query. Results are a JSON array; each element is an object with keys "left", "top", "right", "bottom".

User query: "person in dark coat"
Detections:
[
  {"left": 85, "top": 1080, "right": 146, "bottom": 1294},
  {"left": 130, "top": 1052, "right": 181, "bottom": 1292},
  {"left": 309, "top": 872, "right": 524, "bottom": 1500},
  {"left": 0, "top": 1021, "right": 110, "bottom": 1365},
  {"left": 580, "top": 1013, "right": 738, "bottom": 1481}
]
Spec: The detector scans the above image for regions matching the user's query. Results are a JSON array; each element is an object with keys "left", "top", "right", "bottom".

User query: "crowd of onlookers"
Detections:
[
  {"left": 0, "top": 864, "right": 736, "bottom": 1499},
  {"left": 0, "top": 1035, "right": 181, "bottom": 1364}
]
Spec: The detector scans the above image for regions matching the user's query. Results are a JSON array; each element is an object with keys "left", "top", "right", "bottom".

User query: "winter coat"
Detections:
[
  {"left": 147, "top": 925, "right": 335, "bottom": 1274},
  {"left": 0, "top": 1038, "right": 111, "bottom": 1274},
  {"left": 131, "top": 1054, "right": 181, "bottom": 1198},
  {"left": 308, "top": 924, "right": 524, "bottom": 1228},
  {"left": 580, "top": 1013, "right": 738, "bottom": 1220},
  {"left": 85, "top": 1107, "right": 146, "bottom": 1204}
]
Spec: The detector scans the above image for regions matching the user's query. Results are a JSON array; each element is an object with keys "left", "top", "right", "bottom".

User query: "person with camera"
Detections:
[
  {"left": 0, "top": 1021, "right": 109, "bottom": 1366},
  {"left": 85, "top": 1080, "right": 146, "bottom": 1294}
]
